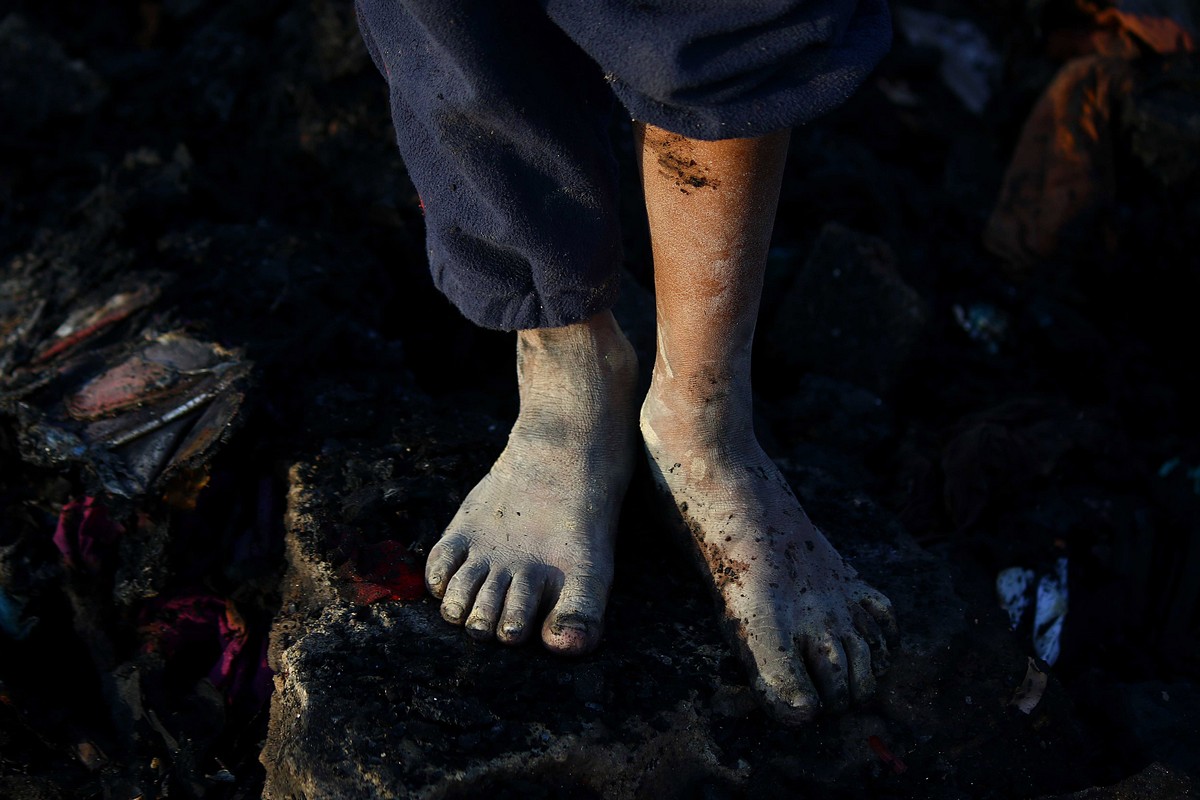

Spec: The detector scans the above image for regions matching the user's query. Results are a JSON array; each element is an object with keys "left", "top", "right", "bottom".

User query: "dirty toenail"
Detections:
[
  {"left": 501, "top": 621, "right": 523, "bottom": 637},
  {"left": 442, "top": 602, "right": 464, "bottom": 622},
  {"left": 465, "top": 619, "right": 491, "bottom": 639},
  {"left": 428, "top": 573, "right": 444, "bottom": 586},
  {"left": 550, "top": 616, "right": 591, "bottom": 635}
]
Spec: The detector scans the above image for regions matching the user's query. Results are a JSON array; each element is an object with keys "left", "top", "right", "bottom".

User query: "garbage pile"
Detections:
[{"left": 2, "top": 0, "right": 1200, "bottom": 797}]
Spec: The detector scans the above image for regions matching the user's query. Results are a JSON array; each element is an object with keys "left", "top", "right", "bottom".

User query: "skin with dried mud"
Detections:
[
  {"left": 6, "top": 4, "right": 1199, "bottom": 797},
  {"left": 425, "top": 124, "right": 897, "bottom": 723},
  {"left": 425, "top": 310, "right": 638, "bottom": 655}
]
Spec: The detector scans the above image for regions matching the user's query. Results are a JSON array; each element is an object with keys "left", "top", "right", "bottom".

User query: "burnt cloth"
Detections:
[{"left": 355, "top": 0, "right": 891, "bottom": 330}]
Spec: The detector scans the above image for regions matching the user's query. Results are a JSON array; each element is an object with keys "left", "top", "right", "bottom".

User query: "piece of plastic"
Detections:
[
  {"left": 997, "top": 558, "right": 1069, "bottom": 666},
  {"left": 894, "top": 6, "right": 1000, "bottom": 115}
]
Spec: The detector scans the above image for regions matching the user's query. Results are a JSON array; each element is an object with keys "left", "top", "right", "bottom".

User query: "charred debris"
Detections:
[{"left": 2, "top": 1, "right": 1199, "bottom": 798}]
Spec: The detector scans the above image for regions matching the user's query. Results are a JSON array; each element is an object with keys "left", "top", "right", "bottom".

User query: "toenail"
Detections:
[
  {"left": 551, "top": 616, "right": 591, "bottom": 635},
  {"left": 501, "top": 621, "right": 523, "bottom": 637},
  {"left": 443, "top": 602, "right": 463, "bottom": 622},
  {"left": 429, "top": 573, "right": 444, "bottom": 586}
]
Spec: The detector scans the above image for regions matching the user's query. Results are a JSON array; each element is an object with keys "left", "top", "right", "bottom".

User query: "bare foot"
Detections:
[
  {"left": 425, "top": 311, "right": 638, "bottom": 654},
  {"left": 631, "top": 122, "right": 897, "bottom": 723},
  {"left": 641, "top": 376, "right": 898, "bottom": 723}
]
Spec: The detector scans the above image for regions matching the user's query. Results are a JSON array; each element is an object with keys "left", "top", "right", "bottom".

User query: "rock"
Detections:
[
  {"left": 768, "top": 374, "right": 895, "bottom": 455},
  {"left": 761, "top": 373, "right": 896, "bottom": 492},
  {"left": 767, "top": 224, "right": 927, "bottom": 397},
  {"left": 1125, "top": 60, "right": 1200, "bottom": 188},
  {"left": 1035, "top": 762, "right": 1192, "bottom": 799},
  {"left": 261, "top": 408, "right": 1105, "bottom": 798},
  {"left": 0, "top": 14, "right": 106, "bottom": 136}
]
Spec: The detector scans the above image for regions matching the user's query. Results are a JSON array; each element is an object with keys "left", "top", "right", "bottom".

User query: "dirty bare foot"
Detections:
[
  {"left": 425, "top": 310, "right": 637, "bottom": 654},
  {"left": 642, "top": 379, "right": 898, "bottom": 722},
  {"left": 635, "top": 121, "right": 897, "bottom": 723}
]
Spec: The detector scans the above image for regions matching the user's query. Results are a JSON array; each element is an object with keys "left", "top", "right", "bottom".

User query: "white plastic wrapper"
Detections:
[
  {"left": 1033, "top": 558, "right": 1069, "bottom": 666},
  {"left": 996, "top": 566, "right": 1035, "bottom": 630},
  {"left": 996, "top": 558, "right": 1069, "bottom": 666}
]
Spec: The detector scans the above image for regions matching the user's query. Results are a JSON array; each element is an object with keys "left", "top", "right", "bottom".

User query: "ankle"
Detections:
[
  {"left": 640, "top": 370, "right": 755, "bottom": 454},
  {"left": 519, "top": 311, "right": 636, "bottom": 378}
]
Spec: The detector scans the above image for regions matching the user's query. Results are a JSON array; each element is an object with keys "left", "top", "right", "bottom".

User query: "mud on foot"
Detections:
[
  {"left": 641, "top": 388, "right": 899, "bottom": 723},
  {"left": 425, "top": 311, "right": 638, "bottom": 655}
]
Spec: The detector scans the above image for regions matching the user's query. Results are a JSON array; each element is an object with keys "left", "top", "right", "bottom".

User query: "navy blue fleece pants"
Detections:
[{"left": 355, "top": 0, "right": 891, "bottom": 331}]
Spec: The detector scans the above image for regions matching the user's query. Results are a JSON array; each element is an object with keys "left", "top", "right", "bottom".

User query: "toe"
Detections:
[
  {"left": 859, "top": 588, "right": 899, "bottom": 647},
  {"left": 465, "top": 570, "right": 512, "bottom": 640},
  {"left": 541, "top": 569, "right": 609, "bottom": 655},
  {"left": 803, "top": 633, "right": 851, "bottom": 714},
  {"left": 498, "top": 568, "right": 544, "bottom": 645},
  {"left": 425, "top": 536, "right": 468, "bottom": 599},
  {"left": 740, "top": 622, "right": 821, "bottom": 724},
  {"left": 440, "top": 560, "right": 488, "bottom": 625},
  {"left": 841, "top": 633, "right": 877, "bottom": 703},
  {"left": 851, "top": 603, "right": 890, "bottom": 672}
]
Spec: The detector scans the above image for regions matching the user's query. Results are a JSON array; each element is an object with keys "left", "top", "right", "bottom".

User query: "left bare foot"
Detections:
[{"left": 425, "top": 310, "right": 638, "bottom": 654}]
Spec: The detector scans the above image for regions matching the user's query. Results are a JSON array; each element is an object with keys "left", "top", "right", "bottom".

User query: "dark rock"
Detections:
[
  {"left": 767, "top": 223, "right": 928, "bottom": 397},
  {"left": 775, "top": 375, "right": 894, "bottom": 450},
  {"left": 0, "top": 14, "right": 106, "bottom": 136},
  {"left": 1035, "top": 761, "right": 1192, "bottom": 799},
  {"left": 261, "top": 421, "right": 1106, "bottom": 798},
  {"left": 1116, "top": 682, "right": 1200, "bottom": 778},
  {"left": 709, "top": 685, "right": 758, "bottom": 719},
  {"left": 1125, "top": 60, "right": 1200, "bottom": 188},
  {"left": 767, "top": 375, "right": 895, "bottom": 481}
]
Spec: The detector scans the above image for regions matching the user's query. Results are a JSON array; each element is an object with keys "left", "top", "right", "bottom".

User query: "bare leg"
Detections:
[
  {"left": 426, "top": 310, "right": 638, "bottom": 654},
  {"left": 636, "top": 123, "right": 898, "bottom": 723}
]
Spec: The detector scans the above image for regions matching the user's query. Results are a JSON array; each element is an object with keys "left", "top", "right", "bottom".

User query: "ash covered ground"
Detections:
[{"left": 1, "top": 1, "right": 1199, "bottom": 798}]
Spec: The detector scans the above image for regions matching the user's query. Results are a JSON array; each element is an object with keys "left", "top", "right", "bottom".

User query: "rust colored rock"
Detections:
[
  {"left": 984, "top": 56, "right": 1136, "bottom": 273},
  {"left": 985, "top": 0, "right": 1196, "bottom": 274}
]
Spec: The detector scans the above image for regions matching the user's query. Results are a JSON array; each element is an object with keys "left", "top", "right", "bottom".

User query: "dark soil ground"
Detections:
[{"left": 1, "top": 1, "right": 1198, "bottom": 798}]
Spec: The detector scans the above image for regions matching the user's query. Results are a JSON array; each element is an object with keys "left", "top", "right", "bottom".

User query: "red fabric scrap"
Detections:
[
  {"left": 53, "top": 497, "right": 125, "bottom": 573},
  {"left": 868, "top": 735, "right": 909, "bottom": 774},
  {"left": 336, "top": 539, "right": 426, "bottom": 605}
]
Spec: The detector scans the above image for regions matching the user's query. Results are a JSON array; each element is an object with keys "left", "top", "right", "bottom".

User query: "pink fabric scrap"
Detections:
[
  {"left": 138, "top": 592, "right": 272, "bottom": 710},
  {"left": 53, "top": 497, "right": 125, "bottom": 573}
]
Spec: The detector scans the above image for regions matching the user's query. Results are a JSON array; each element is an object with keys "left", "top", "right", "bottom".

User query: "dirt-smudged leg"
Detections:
[
  {"left": 425, "top": 310, "right": 638, "bottom": 655},
  {"left": 635, "top": 122, "right": 899, "bottom": 722}
]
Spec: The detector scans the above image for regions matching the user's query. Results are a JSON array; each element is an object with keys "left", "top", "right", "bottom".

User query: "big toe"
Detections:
[
  {"left": 743, "top": 628, "right": 821, "bottom": 724},
  {"left": 542, "top": 612, "right": 603, "bottom": 655},
  {"left": 804, "top": 633, "right": 852, "bottom": 714},
  {"left": 540, "top": 571, "right": 609, "bottom": 655}
]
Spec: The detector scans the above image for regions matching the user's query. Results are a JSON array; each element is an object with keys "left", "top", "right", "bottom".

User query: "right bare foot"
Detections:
[
  {"left": 641, "top": 373, "right": 898, "bottom": 723},
  {"left": 425, "top": 310, "right": 638, "bottom": 655}
]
